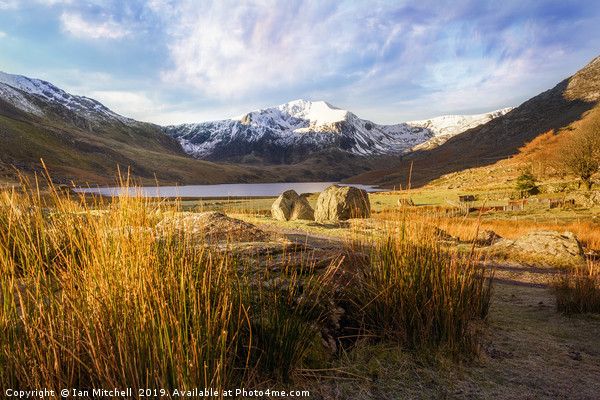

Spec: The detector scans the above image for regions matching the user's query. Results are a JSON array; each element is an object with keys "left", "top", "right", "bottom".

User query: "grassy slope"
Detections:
[
  {"left": 0, "top": 96, "right": 285, "bottom": 186},
  {"left": 345, "top": 59, "right": 600, "bottom": 189}
]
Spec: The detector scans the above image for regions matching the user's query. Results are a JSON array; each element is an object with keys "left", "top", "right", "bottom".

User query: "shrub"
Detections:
[
  {"left": 553, "top": 261, "right": 600, "bottom": 314},
  {"left": 515, "top": 170, "right": 539, "bottom": 197}
]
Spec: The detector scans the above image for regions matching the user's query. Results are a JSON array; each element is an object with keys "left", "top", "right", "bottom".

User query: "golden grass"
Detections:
[
  {"left": 553, "top": 260, "right": 600, "bottom": 313},
  {"left": 0, "top": 173, "right": 497, "bottom": 394},
  {"left": 0, "top": 175, "right": 327, "bottom": 393},
  {"left": 435, "top": 217, "right": 600, "bottom": 250}
]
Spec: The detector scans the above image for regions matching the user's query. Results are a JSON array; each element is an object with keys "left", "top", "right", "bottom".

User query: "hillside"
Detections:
[
  {"left": 0, "top": 72, "right": 275, "bottom": 186},
  {"left": 346, "top": 55, "right": 600, "bottom": 189}
]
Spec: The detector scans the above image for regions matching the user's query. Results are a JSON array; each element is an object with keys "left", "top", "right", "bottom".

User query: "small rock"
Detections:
[
  {"left": 488, "top": 230, "right": 584, "bottom": 262},
  {"left": 476, "top": 229, "right": 502, "bottom": 246}
]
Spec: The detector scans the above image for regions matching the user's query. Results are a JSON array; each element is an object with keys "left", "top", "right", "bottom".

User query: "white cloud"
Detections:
[
  {"left": 0, "top": 31, "right": 6, "bottom": 38},
  {"left": 88, "top": 90, "right": 162, "bottom": 120},
  {"left": 0, "top": 0, "right": 18, "bottom": 9},
  {"left": 161, "top": 1, "right": 392, "bottom": 98},
  {"left": 60, "top": 12, "right": 130, "bottom": 40},
  {"left": 37, "top": 0, "right": 73, "bottom": 4}
]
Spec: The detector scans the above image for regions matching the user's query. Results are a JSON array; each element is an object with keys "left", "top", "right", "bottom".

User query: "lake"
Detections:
[{"left": 74, "top": 182, "right": 384, "bottom": 198}]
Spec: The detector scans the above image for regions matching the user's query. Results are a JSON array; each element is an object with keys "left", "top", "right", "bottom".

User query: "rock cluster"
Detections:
[
  {"left": 271, "top": 190, "right": 314, "bottom": 221},
  {"left": 314, "top": 185, "right": 371, "bottom": 222}
]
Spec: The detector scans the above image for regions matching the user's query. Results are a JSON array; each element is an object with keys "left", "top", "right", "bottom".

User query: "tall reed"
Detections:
[
  {"left": 348, "top": 213, "right": 494, "bottom": 355},
  {"left": 0, "top": 175, "right": 325, "bottom": 393},
  {"left": 552, "top": 260, "right": 600, "bottom": 314}
]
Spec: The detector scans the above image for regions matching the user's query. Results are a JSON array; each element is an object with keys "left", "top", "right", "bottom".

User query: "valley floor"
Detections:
[{"left": 211, "top": 214, "right": 600, "bottom": 399}]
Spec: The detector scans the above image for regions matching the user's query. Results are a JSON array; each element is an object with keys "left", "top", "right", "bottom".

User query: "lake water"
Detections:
[{"left": 74, "top": 182, "right": 384, "bottom": 198}]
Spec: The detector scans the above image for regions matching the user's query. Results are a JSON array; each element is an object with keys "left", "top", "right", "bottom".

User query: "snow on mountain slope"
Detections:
[
  {"left": 0, "top": 82, "right": 45, "bottom": 117},
  {"left": 163, "top": 100, "right": 511, "bottom": 160},
  {"left": 407, "top": 108, "right": 514, "bottom": 150},
  {"left": 0, "top": 71, "right": 132, "bottom": 124}
]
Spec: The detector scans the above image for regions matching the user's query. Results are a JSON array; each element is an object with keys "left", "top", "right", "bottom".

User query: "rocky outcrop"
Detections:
[
  {"left": 488, "top": 230, "right": 584, "bottom": 263},
  {"left": 566, "top": 191, "right": 600, "bottom": 207},
  {"left": 271, "top": 190, "right": 314, "bottom": 221},
  {"left": 314, "top": 185, "right": 371, "bottom": 222},
  {"left": 157, "top": 211, "right": 267, "bottom": 242}
]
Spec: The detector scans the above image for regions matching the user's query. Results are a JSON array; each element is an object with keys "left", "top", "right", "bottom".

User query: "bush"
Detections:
[
  {"left": 515, "top": 170, "right": 539, "bottom": 197},
  {"left": 553, "top": 262, "right": 600, "bottom": 314}
]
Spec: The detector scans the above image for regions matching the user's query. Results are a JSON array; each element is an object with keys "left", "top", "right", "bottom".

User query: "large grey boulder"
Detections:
[
  {"left": 314, "top": 185, "right": 371, "bottom": 222},
  {"left": 488, "top": 230, "right": 584, "bottom": 262},
  {"left": 271, "top": 190, "right": 314, "bottom": 221}
]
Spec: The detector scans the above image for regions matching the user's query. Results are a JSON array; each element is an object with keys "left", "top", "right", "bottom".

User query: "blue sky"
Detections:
[{"left": 0, "top": 0, "right": 599, "bottom": 125}]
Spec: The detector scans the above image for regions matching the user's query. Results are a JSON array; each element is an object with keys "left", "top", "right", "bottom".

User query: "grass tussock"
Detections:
[
  {"left": 0, "top": 175, "right": 325, "bottom": 393},
  {"left": 553, "top": 261, "right": 600, "bottom": 314},
  {"left": 347, "top": 215, "right": 494, "bottom": 356}
]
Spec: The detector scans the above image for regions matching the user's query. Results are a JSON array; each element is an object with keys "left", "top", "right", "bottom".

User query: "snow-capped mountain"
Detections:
[
  {"left": 0, "top": 71, "right": 132, "bottom": 124},
  {"left": 407, "top": 108, "right": 514, "bottom": 151},
  {"left": 163, "top": 100, "right": 512, "bottom": 162}
]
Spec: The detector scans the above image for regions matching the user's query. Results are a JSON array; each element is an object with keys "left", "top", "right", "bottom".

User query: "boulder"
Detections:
[
  {"left": 566, "top": 191, "right": 600, "bottom": 208},
  {"left": 314, "top": 185, "right": 371, "bottom": 222},
  {"left": 271, "top": 190, "right": 314, "bottom": 221},
  {"left": 476, "top": 229, "right": 502, "bottom": 246},
  {"left": 488, "top": 230, "right": 584, "bottom": 262}
]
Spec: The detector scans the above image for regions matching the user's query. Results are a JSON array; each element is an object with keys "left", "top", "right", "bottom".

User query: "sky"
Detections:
[{"left": 0, "top": 0, "right": 599, "bottom": 126}]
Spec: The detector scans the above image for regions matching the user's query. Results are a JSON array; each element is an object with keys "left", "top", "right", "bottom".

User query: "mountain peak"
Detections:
[
  {"left": 0, "top": 70, "right": 131, "bottom": 123},
  {"left": 275, "top": 99, "right": 348, "bottom": 124}
]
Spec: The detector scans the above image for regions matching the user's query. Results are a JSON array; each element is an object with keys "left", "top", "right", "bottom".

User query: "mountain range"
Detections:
[
  {"left": 162, "top": 99, "right": 511, "bottom": 163},
  {"left": 1, "top": 53, "right": 599, "bottom": 188},
  {"left": 0, "top": 71, "right": 510, "bottom": 185}
]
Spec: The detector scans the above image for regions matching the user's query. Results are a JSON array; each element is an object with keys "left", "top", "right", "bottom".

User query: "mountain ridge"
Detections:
[
  {"left": 0, "top": 71, "right": 272, "bottom": 185},
  {"left": 162, "top": 99, "right": 512, "bottom": 162},
  {"left": 345, "top": 55, "right": 600, "bottom": 188}
]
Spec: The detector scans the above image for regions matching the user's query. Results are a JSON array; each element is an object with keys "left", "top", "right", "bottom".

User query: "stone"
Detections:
[
  {"left": 488, "top": 230, "right": 584, "bottom": 262},
  {"left": 397, "top": 198, "right": 415, "bottom": 207},
  {"left": 314, "top": 185, "right": 371, "bottom": 222},
  {"left": 476, "top": 229, "right": 502, "bottom": 246},
  {"left": 566, "top": 191, "right": 600, "bottom": 208},
  {"left": 158, "top": 211, "right": 267, "bottom": 242},
  {"left": 271, "top": 190, "right": 314, "bottom": 221}
]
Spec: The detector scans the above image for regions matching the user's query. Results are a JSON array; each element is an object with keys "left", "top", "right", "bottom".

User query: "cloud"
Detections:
[
  {"left": 0, "top": 31, "right": 6, "bottom": 38},
  {"left": 161, "top": 1, "right": 408, "bottom": 98},
  {"left": 88, "top": 90, "right": 163, "bottom": 120},
  {"left": 0, "top": 0, "right": 17, "bottom": 9},
  {"left": 60, "top": 12, "right": 130, "bottom": 39},
  {"left": 37, "top": 0, "right": 73, "bottom": 4}
]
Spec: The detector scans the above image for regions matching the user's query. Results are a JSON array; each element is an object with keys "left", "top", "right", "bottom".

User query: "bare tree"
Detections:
[{"left": 561, "top": 115, "right": 600, "bottom": 190}]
